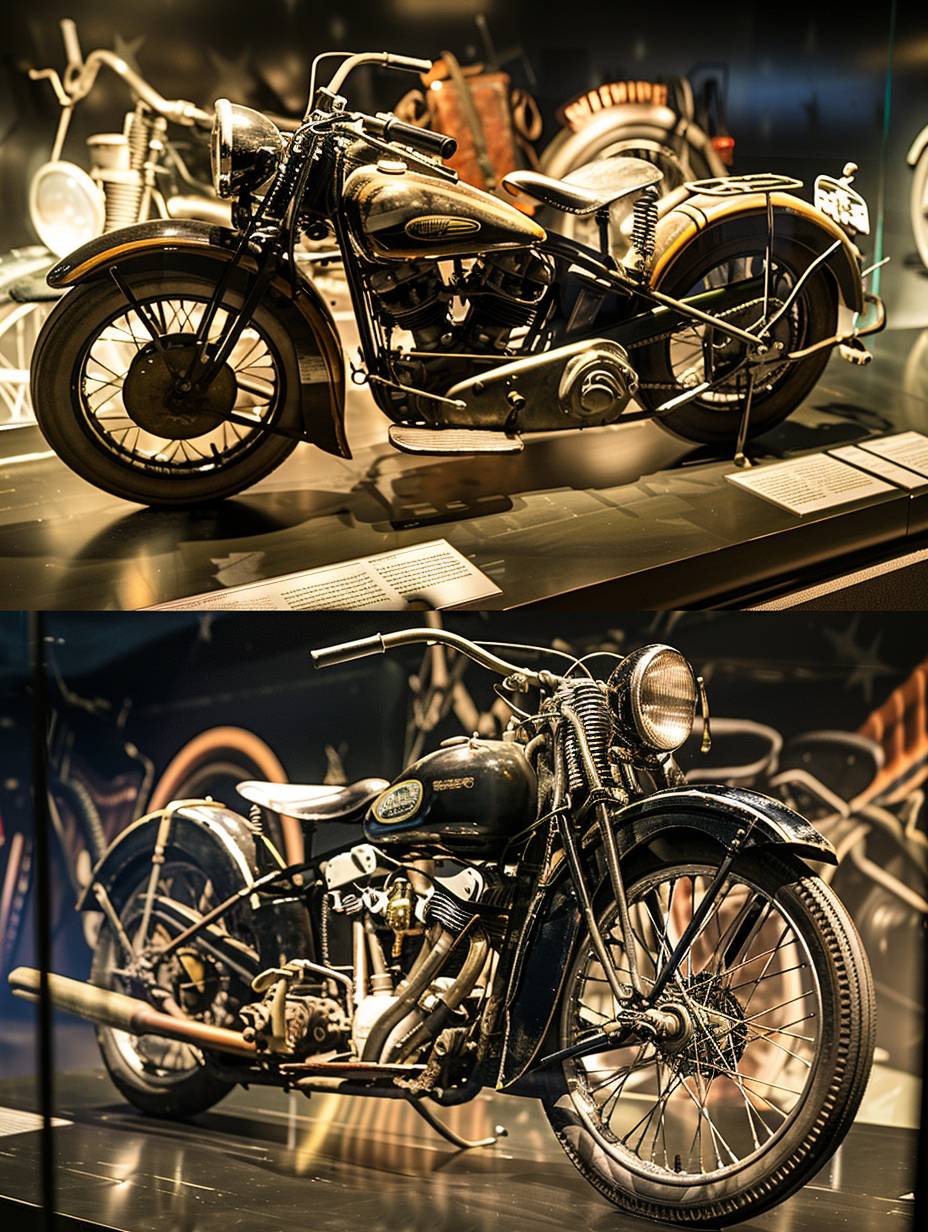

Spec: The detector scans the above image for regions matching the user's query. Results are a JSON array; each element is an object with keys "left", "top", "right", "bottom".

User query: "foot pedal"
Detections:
[
  {"left": 388, "top": 425, "right": 523, "bottom": 455},
  {"left": 838, "top": 339, "right": 872, "bottom": 366}
]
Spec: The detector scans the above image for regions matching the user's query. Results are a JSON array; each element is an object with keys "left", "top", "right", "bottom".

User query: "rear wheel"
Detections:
[
  {"left": 634, "top": 219, "right": 838, "bottom": 445},
  {"left": 90, "top": 855, "right": 254, "bottom": 1118},
  {"left": 31, "top": 270, "right": 301, "bottom": 506},
  {"left": 544, "top": 840, "right": 875, "bottom": 1226}
]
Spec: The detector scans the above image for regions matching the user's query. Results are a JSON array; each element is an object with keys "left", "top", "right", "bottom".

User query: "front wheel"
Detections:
[
  {"left": 544, "top": 839, "right": 875, "bottom": 1226},
  {"left": 633, "top": 217, "right": 838, "bottom": 445},
  {"left": 31, "top": 269, "right": 302, "bottom": 506}
]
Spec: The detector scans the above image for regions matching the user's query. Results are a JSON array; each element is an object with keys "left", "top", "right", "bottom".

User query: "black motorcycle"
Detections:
[
  {"left": 28, "top": 50, "right": 884, "bottom": 506},
  {"left": 11, "top": 626, "right": 875, "bottom": 1225}
]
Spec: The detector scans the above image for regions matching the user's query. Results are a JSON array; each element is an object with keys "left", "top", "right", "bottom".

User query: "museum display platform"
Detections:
[
  {"left": 1, "top": 326, "right": 926, "bottom": 611},
  {"left": 0, "top": 1069, "right": 917, "bottom": 1232}
]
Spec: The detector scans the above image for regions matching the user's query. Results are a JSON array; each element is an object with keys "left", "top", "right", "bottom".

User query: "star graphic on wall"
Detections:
[
  {"left": 112, "top": 34, "right": 147, "bottom": 75},
  {"left": 823, "top": 617, "right": 897, "bottom": 703},
  {"left": 206, "top": 49, "right": 255, "bottom": 106}
]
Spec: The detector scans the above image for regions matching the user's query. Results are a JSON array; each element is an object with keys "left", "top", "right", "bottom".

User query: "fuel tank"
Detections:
[
  {"left": 343, "top": 161, "right": 546, "bottom": 261},
  {"left": 364, "top": 738, "right": 537, "bottom": 857}
]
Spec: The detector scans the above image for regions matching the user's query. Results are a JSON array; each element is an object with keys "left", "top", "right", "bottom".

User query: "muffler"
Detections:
[{"left": 8, "top": 967, "right": 256, "bottom": 1058}]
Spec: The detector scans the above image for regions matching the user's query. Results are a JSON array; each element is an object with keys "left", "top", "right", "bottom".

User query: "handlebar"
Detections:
[
  {"left": 30, "top": 20, "right": 212, "bottom": 129},
  {"left": 369, "top": 113, "right": 457, "bottom": 160},
  {"left": 311, "top": 628, "right": 559, "bottom": 688},
  {"left": 326, "top": 51, "right": 433, "bottom": 99}
]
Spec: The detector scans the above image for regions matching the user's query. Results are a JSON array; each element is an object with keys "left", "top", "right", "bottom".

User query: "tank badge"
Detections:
[
  {"left": 432, "top": 777, "right": 475, "bottom": 791},
  {"left": 405, "top": 216, "right": 481, "bottom": 240},
  {"left": 372, "top": 779, "right": 423, "bottom": 824}
]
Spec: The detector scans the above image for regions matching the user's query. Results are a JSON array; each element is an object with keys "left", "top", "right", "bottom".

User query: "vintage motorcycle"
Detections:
[
  {"left": 0, "top": 19, "right": 234, "bottom": 428},
  {"left": 30, "top": 50, "right": 885, "bottom": 507},
  {"left": 11, "top": 626, "right": 875, "bottom": 1225},
  {"left": 908, "top": 120, "right": 928, "bottom": 269}
]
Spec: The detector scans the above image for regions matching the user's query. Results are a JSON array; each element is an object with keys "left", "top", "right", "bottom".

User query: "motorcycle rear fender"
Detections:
[
  {"left": 907, "top": 124, "right": 928, "bottom": 167},
  {"left": 651, "top": 190, "right": 865, "bottom": 313},
  {"left": 541, "top": 103, "right": 727, "bottom": 182},
  {"left": 497, "top": 783, "right": 836, "bottom": 1091},
  {"left": 45, "top": 219, "right": 349, "bottom": 459},
  {"left": 76, "top": 799, "right": 311, "bottom": 960}
]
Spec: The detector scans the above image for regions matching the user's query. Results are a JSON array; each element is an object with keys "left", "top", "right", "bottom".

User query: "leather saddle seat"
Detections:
[
  {"left": 502, "top": 155, "right": 663, "bottom": 216},
  {"left": 237, "top": 777, "right": 390, "bottom": 825}
]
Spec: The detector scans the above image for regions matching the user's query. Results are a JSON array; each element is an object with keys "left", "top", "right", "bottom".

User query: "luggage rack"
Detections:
[{"left": 684, "top": 172, "right": 805, "bottom": 196}]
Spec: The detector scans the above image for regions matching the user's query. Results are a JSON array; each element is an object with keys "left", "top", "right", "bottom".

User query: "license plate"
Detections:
[{"left": 814, "top": 175, "right": 870, "bottom": 235}]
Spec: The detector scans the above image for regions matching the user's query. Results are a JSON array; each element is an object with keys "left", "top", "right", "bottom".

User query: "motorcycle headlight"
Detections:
[
  {"left": 608, "top": 644, "right": 697, "bottom": 753},
  {"left": 28, "top": 161, "right": 105, "bottom": 257},
  {"left": 211, "top": 98, "right": 285, "bottom": 199}
]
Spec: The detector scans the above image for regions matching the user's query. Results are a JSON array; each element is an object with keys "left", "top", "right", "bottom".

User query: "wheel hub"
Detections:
[
  {"left": 658, "top": 978, "right": 747, "bottom": 1078},
  {"left": 122, "top": 334, "right": 235, "bottom": 440}
]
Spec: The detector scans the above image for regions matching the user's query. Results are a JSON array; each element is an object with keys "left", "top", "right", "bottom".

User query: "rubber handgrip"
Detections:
[
  {"left": 60, "top": 19, "right": 83, "bottom": 68},
  {"left": 310, "top": 634, "right": 386, "bottom": 668},
  {"left": 381, "top": 115, "right": 457, "bottom": 160}
]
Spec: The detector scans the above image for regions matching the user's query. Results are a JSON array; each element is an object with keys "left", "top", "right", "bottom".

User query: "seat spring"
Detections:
[
  {"left": 248, "top": 802, "right": 264, "bottom": 835},
  {"left": 631, "top": 186, "right": 660, "bottom": 275}
]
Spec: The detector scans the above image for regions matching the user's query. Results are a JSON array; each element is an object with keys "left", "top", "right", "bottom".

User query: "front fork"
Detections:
[{"left": 544, "top": 711, "right": 754, "bottom": 1069}]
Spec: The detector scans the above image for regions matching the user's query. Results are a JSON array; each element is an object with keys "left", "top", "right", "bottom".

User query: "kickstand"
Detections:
[
  {"left": 407, "top": 1098, "right": 505, "bottom": 1150},
  {"left": 732, "top": 372, "right": 757, "bottom": 468}
]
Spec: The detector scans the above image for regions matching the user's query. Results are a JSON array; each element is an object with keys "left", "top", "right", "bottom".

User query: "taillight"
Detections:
[{"left": 711, "top": 135, "right": 736, "bottom": 166}]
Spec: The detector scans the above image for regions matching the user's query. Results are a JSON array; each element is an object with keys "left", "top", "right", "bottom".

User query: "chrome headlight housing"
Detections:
[
  {"left": 210, "top": 98, "right": 285, "bottom": 199},
  {"left": 608, "top": 644, "right": 697, "bottom": 753},
  {"left": 28, "top": 161, "right": 105, "bottom": 257}
]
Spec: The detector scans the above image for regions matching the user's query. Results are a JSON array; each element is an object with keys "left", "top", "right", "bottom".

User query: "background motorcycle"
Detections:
[
  {"left": 28, "top": 49, "right": 883, "bottom": 507},
  {"left": 11, "top": 625, "right": 875, "bottom": 1226},
  {"left": 908, "top": 119, "right": 928, "bottom": 268},
  {"left": 0, "top": 19, "right": 226, "bottom": 428},
  {"left": 394, "top": 16, "right": 731, "bottom": 255}
]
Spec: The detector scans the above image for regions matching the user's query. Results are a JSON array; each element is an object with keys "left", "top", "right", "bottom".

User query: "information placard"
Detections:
[
  {"left": 854, "top": 431, "right": 928, "bottom": 480},
  {"left": 147, "top": 540, "right": 501, "bottom": 611},
  {"left": 829, "top": 444, "right": 928, "bottom": 490},
  {"left": 725, "top": 453, "right": 892, "bottom": 516}
]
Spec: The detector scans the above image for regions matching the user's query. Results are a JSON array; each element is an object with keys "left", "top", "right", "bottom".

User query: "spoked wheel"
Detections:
[
  {"left": 544, "top": 840, "right": 875, "bottom": 1226},
  {"left": 31, "top": 271, "right": 303, "bottom": 505},
  {"left": 911, "top": 148, "right": 928, "bottom": 269},
  {"left": 90, "top": 856, "right": 254, "bottom": 1117},
  {"left": 0, "top": 299, "right": 50, "bottom": 425},
  {"left": 635, "top": 218, "right": 838, "bottom": 445}
]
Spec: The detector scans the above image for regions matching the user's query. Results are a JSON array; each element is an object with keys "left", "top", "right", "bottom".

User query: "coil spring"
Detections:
[
  {"left": 559, "top": 678, "right": 614, "bottom": 792},
  {"left": 631, "top": 185, "right": 659, "bottom": 274},
  {"left": 320, "top": 893, "right": 331, "bottom": 967},
  {"left": 248, "top": 802, "right": 265, "bottom": 835}
]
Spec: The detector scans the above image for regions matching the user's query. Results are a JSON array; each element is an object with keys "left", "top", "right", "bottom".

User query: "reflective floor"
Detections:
[
  {"left": 0, "top": 1070, "right": 917, "bottom": 1231},
  {"left": 0, "top": 324, "right": 927, "bottom": 609}
]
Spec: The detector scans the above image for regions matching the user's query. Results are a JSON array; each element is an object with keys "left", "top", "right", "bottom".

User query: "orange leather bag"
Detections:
[{"left": 395, "top": 52, "right": 542, "bottom": 200}]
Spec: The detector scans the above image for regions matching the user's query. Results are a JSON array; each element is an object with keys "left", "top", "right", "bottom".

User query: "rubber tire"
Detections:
[
  {"left": 634, "top": 219, "right": 838, "bottom": 445},
  {"left": 31, "top": 270, "right": 301, "bottom": 507},
  {"left": 90, "top": 912, "right": 235, "bottom": 1120},
  {"left": 543, "top": 839, "right": 876, "bottom": 1227},
  {"left": 911, "top": 148, "right": 928, "bottom": 270}
]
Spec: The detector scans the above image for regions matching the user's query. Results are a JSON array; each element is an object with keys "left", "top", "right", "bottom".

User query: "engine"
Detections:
[{"left": 367, "top": 249, "right": 554, "bottom": 358}]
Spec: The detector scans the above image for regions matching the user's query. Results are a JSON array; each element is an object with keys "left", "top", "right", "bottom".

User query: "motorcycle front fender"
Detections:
[
  {"left": 651, "top": 190, "right": 865, "bottom": 313},
  {"left": 76, "top": 798, "right": 311, "bottom": 961},
  {"left": 540, "top": 102, "right": 727, "bottom": 182},
  {"left": 907, "top": 124, "right": 928, "bottom": 167},
  {"left": 46, "top": 219, "right": 350, "bottom": 459},
  {"left": 496, "top": 784, "right": 835, "bottom": 1091}
]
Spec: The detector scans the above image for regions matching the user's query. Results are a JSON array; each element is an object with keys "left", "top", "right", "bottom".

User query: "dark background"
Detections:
[{"left": 1, "top": 1, "right": 927, "bottom": 320}]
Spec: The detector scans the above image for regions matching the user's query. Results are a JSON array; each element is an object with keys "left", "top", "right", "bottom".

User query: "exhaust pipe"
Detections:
[{"left": 9, "top": 967, "right": 256, "bottom": 1058}]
